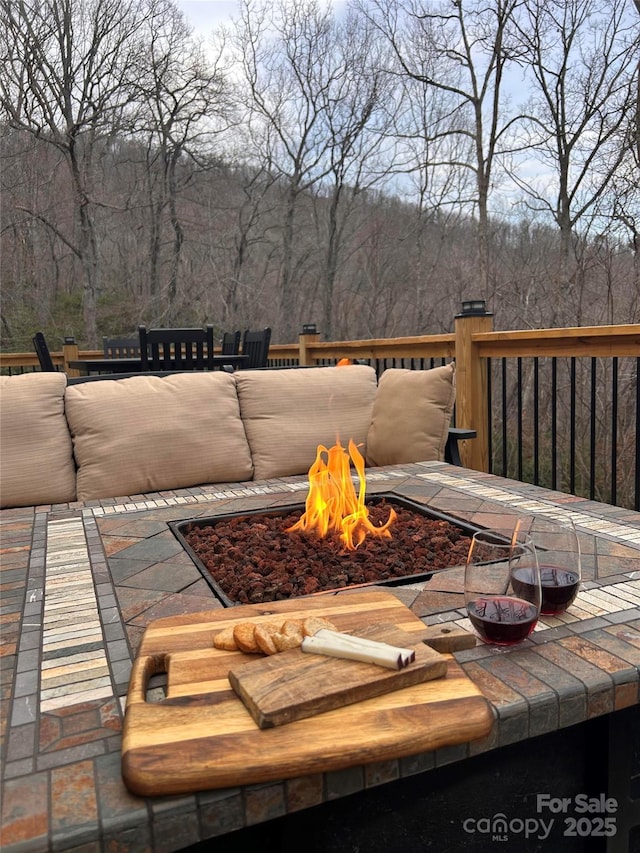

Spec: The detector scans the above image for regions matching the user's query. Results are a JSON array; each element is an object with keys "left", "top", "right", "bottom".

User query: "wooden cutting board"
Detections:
[
  {"left": 122, "top": 591, "right": 493, "bottom": 797},
  {"left": 228, "top": 624, "right": 448, "bottom": 728}
]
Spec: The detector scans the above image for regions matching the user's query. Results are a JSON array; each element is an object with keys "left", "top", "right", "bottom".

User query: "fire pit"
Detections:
[
  {"left": 170, "top": 494, "right": 480, "bottom": 607},
  {"left": 171, "top": 440, "right": 482, "bottom": 606}
]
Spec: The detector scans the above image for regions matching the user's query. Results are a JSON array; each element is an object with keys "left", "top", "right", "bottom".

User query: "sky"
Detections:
[
  {"left": 176, "top": 0, "right": 348, "bottom": 35},
  {"left": 176, "top": 0, "right": 241, "bottom": 33}
]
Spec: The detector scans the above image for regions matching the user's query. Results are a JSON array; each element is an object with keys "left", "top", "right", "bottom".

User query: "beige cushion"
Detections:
[
  {"left": 365, "top": 363, "right": 456, "bottom": 467},
  {"left": 65, "top": 372, "right": 253, "bottom": 501},
  {"left": 236, "top": 365, "right": 378, "bottom": 480},
  {"left": 0, "top": 373, "right": 76, "bottom": 508}
]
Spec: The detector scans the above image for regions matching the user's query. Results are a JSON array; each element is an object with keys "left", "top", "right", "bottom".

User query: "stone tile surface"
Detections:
[{"left": 1, "top": 464, "right": 639, "bottom": 853}]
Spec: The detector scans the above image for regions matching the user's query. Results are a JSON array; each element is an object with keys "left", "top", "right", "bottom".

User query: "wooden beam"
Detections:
[{"left": 455, "top": 311, "right": 494, "bottom": 471}]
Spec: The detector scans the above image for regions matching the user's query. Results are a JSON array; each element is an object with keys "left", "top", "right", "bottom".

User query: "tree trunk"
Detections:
[
  {"left": 279, "top": 181, "right": 299, "bottom": 341},
  {"left": 69, "top": 140, "right": 99, "bottom": 346},
  {"left": 322, "top": 185, "right": 344, "bottom": 341},
  {"left": 167, "top": 153, "right": 183, "bottom": 321}
]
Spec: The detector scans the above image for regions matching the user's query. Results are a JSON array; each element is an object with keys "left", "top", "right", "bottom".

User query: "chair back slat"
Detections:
[
  {"left": 241, "top": 327, "right": 271, "bottom": 368},
  {"left": 138, "top": 325, "right": 216, "bottom": 370}
]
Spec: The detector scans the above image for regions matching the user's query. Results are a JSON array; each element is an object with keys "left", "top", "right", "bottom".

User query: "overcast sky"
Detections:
[
  {"left": 176, "top": 0, "right": 349, "bottom": 35},
  {"left": 175, "top": 0, "right": 241, "bottom": 33}
]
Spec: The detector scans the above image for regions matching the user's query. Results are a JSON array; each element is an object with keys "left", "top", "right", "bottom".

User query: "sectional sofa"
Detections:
[{"left": 1, "top": 363, "right": 458, "bottom": 509}]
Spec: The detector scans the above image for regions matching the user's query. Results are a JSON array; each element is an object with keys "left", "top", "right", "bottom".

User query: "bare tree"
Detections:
[
  {"left": 233, "top": 0, "right": 390, "bottom": 340},
  {"left": 191, "top": 160, "right": 282, "bottom": 331},
  {"left": 0, "top": 0, "right": 148, "bottom": 345},
  {"left": 386, "top": 67, "right": 479, "bottom": 329},
  {"left": 0, "top": 131, "right": 73, "bottom": 341},
  {"left": 309, "top": 9, "right": 396, "bottom": 340},
  {"left": 510, "top": 0, "right": 639, "bottom": 293},
  {"left": 133, "top": 0, "right": 232, "bottom": 322},
  {"left": 358, "top": 0, "right": 523, "bottom": 296},
  {"left": 232, "top": 0, "right": 326, "bottom": 339}
]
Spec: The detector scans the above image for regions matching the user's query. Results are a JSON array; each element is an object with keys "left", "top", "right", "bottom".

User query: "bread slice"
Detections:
[
  {"left": 233, "top": 621, "right": 261, "bottom": 653},
  {"left": 254, "top": 623, "right": 280, "bottom": 655},
  {"left": 302, "top": 616, "right": 337, "bottom": 637},
  {"left": 273, "top": 630, "right": 303, "bottom": 652},
  {"left": 213, "top": 626, "right": 238, "bottom": 651},
  {"left": 281, "top": 619, "right": 304, "bottom": 642}
]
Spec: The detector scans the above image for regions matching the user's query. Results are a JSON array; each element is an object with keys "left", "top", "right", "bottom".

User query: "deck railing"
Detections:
[
  {"left": 2, "top": 315, "right": 638, "bottom": 510},
  {"left": 290, "top": 317, "right": 639, "bottom": 511}
]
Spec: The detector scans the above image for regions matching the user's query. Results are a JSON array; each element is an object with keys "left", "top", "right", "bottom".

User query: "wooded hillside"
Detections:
[{"left": 1, "top": 0, "right": 638, "bottom": 349}]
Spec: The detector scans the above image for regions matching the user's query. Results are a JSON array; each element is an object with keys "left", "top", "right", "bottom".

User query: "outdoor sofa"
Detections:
[{"left": 1, "top": 363, "right": 459, "bottom": 509}]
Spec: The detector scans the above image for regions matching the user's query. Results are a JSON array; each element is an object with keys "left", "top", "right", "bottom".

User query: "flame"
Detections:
[{"left": 287, "top": 438, "right": 396, "bottom": 550}]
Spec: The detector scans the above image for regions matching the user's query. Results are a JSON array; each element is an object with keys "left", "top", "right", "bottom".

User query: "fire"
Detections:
[{"left": 287, "top": 438, "right": 396, "bottom": 550}]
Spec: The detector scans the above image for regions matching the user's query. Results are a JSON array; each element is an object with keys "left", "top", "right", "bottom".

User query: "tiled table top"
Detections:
[{"left": 1, "top": 462, "right": 639, "bottom": 853}]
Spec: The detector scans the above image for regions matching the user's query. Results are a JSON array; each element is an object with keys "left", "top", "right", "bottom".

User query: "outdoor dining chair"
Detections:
[
  {"left": 241, "top": 327, "right": 272, "bottom": 369},
  {"left": 221, "top": 330, "right": 241, "bottom": 355},
  {"left": 138, "top": 325, "right": 216, "bottom": 371},
  {"left": 32, "top": 331, "right": 57, "bottom": 372}
]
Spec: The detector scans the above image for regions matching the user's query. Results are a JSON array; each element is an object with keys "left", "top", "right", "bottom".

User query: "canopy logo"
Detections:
[{"left": 462, "top": 814, "right": 553, "bottom": 841}]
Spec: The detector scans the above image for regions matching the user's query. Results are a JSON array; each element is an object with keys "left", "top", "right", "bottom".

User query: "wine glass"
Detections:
[
  {"left": 465, "top": 530, "right": 541, "bottom": 646},
  {"left": 517, "top": 515, "right": 582, "bottom": 615}
]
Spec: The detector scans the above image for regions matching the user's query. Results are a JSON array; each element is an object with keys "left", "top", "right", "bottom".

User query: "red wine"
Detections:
[
  {"left": 512, "top": 565, "right": 579, "bottom": 615},
  {"left": 467, "top": 596, "right": 538, "bottom": 645}
]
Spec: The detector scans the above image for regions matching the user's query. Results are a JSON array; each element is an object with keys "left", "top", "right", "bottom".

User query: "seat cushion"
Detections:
[
  {"left": 236, "top": 365, "right": 378, "bottom": 480},
  {"left": 65, "top": 372, "right": 253, "bottom": 501},
  {"left": 0, "top": 373, "right": 77, "bottom": 508},
  {"left": 365, "top": 363, "right": 456, "bottom": 467}
]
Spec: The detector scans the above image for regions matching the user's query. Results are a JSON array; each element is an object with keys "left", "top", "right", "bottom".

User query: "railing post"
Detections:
[
  {"left": 63, "top": 338, "right": 80, "bottom": 377},
  {"left": 454, "top": 301, "right": 493, "bottom": 471},
  {"left": 299, "top": 324, "right": 320, "bottom": 366}
]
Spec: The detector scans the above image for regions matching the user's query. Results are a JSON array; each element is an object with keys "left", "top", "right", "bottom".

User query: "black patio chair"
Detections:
[
  {"left": 32, "top": 331, "right": 56, "bottom": 372},
  {"left": 103, "top": 336, "right": 141, "bottom": 359},
  {"left": 221, "top": 330, "right": 241, "bottom": 355},
  {"left": 241, "top": 327, "right": 272, "bottom": 369},
  {"left": 138, "top": 325, "right": 216, "bottom": 371}
]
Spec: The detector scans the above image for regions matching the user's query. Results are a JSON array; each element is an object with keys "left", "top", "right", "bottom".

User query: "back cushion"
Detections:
[
  {"left": 365, "top": 364, "right": 456, "bottom": 467},
  {"left": 0, "top": 373, "right": 76, "bottom": 508},
  {"left": 65, "top": 372, "right": 253, "bottom": 501},
  {"left": 236, "top": 365, "right": 378, "bottom": 480}
]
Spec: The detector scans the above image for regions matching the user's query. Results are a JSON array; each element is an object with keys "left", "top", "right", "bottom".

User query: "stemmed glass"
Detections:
[
  {"left": 517, "top": 516, "right": 582, "bottom": 615},
  {"left": 465, "top": 530, "right": 541, "bottom": 646}
]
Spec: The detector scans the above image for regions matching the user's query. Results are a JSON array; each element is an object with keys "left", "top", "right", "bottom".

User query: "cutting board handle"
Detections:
[{"left": 127, "top": 653, "right": 168, "bottom": 705}]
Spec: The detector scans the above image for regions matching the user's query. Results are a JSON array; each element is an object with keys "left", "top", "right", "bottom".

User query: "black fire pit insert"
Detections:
[{"left": 170, "top": 493, "right": 482, "bottom": 607}]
